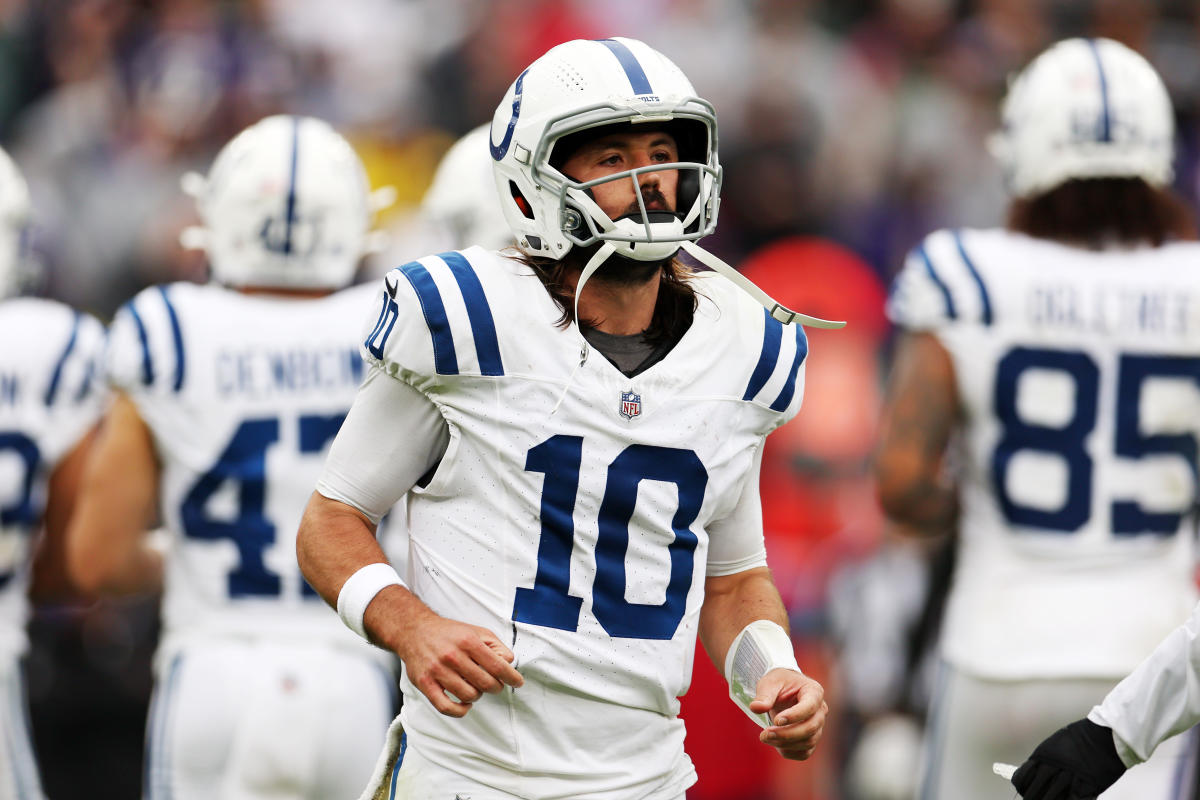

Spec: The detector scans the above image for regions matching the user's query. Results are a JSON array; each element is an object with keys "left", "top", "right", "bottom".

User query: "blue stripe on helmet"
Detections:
[
  {"left": 283, "top": 116, "right": 300, "bottom": 254},
  {"left": 953, "top": 230, "right": 993, "bottom": 326},
  {"left": 1086, "top": 39, "right": 1112, "bottom": 142},
  {"left": 438, "top": 251, "right": 504, "bottom": 376},
  {"left": 43, "top": 311, "right": 80, "bottom": 406},
  {"left": 743, "top": 308, "right": 783, "bottom": 402},
  {"left": 770, "top": 324, "right": 808, "bottom": 412},
  {"left": 158, "top": 285, "right": 186, "bottom": 391},
  {"left": 597, "top": 39, "right": 654, "bottom": 95},
  {"left": 917, "top": 243, "right": 958, "bottom": 320},
  {"left": 399, "top": 261, "right": 459, "bottom": 375}
]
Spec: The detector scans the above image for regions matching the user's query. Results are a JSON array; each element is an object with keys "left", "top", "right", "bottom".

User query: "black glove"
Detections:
[{"left": 1011, "top": 718, "right": 1127, "bottom": 800}]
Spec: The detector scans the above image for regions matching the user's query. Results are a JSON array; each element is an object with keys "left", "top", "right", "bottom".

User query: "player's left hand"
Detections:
[{"left": 751, "top": 668, "right": 827, "bottom": 760}]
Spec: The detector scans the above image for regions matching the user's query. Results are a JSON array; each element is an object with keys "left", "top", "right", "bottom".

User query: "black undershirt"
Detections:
[{"left": 582, "top": 326, "right": 679, "bottom": 378}]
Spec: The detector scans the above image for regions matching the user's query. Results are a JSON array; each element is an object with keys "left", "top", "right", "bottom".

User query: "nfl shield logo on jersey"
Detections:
[{"left": 619, "top": 389, "right": 642, "bottom": 420}]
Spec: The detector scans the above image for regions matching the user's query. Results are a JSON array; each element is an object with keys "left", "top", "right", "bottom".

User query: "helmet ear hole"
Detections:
[{"left": 509, "top": 182, "right": 535, "bottom": 219}]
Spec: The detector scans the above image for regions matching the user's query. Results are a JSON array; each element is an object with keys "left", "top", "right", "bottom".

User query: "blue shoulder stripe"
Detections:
[
  {"left": 43, "top": 311, "right": 80, "bottom": 406},
  {"left": 158, "top": 286, "right": 186, "bottom": 391},
  {"left": 953, "top": 231, "right": 993, "bottom": 326},
  {"left": 769, "top": 325, "right": 809, "bottom": 412},
  {"left": 438, "top": 251, "right": 504, "bottom": 376},
  {"left": 399, "top": 262, "right": 458, "bottom": 375},
  {"left": 597, "top": 39, "right": 653, "bottom": 95},
  {"left": 123, "top": 300, "right": 155, "bottom": 386},
  {"left": 743, "top": 308, "right": 783, "bottom": 402},
  {"left": 916, "top": 243, "right": 957, "bottom": 320}
]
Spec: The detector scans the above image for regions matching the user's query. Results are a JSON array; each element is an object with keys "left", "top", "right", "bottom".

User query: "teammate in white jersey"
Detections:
[
  {"left": 875, "top": 38, "right": 1200, "bottom": 800},
  {"left": 1014, "top": 599, "right": 1200, "bottom": 799},
  {"left": 0, "top": 145, "right": 105, "bottom": 800},
  {"left": 65, "top": 115, "right": 397, "bottom": 800},
  {"left": 298, "top": 37, "right": 834, "bottom": 800}
]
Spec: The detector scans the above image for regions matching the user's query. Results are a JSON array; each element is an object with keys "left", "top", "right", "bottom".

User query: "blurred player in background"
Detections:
[
  {"left": 875, "top": 38, "right": 1200, "bottom": 799},
  {"left": 419, "top": 123, "right": 514, "bottom": 253},
  {"left": 298, "top": 37, "right": 832, "bottom": 799},
  {"left": 65, "top": 115, "right": 397, "bottom": 800},
  {"left": 1014, "top": 598, "right": 1200, "bottom": 799},
  {"left": 0, "top": 145, "right": 106, "bottom": 799}
]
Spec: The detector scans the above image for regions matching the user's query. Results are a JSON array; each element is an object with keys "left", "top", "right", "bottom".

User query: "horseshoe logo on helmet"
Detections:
[{"left": 490, "top": 69, "right": 528, "bottom": 161}]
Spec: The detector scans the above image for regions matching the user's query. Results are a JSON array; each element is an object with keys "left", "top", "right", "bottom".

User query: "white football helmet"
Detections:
[
  {"left": 990, "top": 37, "right": 1174, "bottom": 198},
  {"left": 422, "top": 124, "right": 513, "bottom": 251},
  {"left": 181, "top": 115, "right": 374, "bottom": 290},
  {"left": 489, "top": 37, "right": 721, "bottom": 263},
  {"left": 0, "top": 145, "right": 31, "bottom": 300}
]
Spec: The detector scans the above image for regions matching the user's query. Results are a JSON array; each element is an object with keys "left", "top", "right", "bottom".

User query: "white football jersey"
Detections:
[
  {"left": 107, "top": 281, "right": 386, "bottom": 659},
  {"left": 889, "top": 228, "right": 1200, "bottom": 679},
  {"left": 0, "top": 298, "right": 105, "bottom": 659},
  {"left": 363, "top": 246, "right": 807, "bottom": 799}
]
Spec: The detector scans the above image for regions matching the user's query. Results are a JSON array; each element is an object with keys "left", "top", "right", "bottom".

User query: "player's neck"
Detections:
[{"left": 569, "top": 269, "right": 661, "bottom": 335}]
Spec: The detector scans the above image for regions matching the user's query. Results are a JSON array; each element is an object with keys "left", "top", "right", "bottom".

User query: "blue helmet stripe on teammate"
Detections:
[
  {"left": 743, "top": 309, "right": 783, "bottom": 402},
  {"left": 597, "top": 38, "right": 654, "bottom": 95},
  {"left": 43, "top": 311, "right": 80, "bottom": 406},
  {"left": 769, "top": 325, "right": 808, "bottom": 412},
  {"left": 1086, "top": 39, "right": 1113, "bottom": 142},
  {"left": 399, "top": 261, "right": 459, "bottom": 376},
  {"left": 158, "top": 285, "right": 186, "bottom": 392},
  {"left": 438, "top": 252, "right": 505, "bottom": 377},
  {"left": 282, "top": 116, "right": 300, "bottom": 255}
]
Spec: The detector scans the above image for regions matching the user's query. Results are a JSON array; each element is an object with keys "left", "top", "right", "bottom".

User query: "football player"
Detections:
[
  {"left": 875, "top": 38, "right": 1200, "bottom": 800},
  {"left": 0, "top": 144, "right": 106, "bottom": 800},
  {"left": 419, "top": 124, "right": 514, "bottom": 253},
  {"left": 298, "top": 37, "right": 833, "bottom": 799},
  {"left": 1014, "top": 599, "right": 1200, "bottom": 799},
  {"left": 65, "top": 115, "right": 397, "bottom": 799}
]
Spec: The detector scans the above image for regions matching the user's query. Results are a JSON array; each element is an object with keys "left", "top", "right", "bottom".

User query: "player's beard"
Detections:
[{"left": 589, "top": 187, "right": 677, "bottom": 286}]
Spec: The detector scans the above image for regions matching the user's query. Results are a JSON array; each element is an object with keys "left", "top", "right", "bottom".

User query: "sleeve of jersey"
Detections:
[
  {"left": 737, "top": 299, "right": 809, "bottom": 430},
  {"left": 1088, "top": 601, "right": 1200, "bottom": 767},
  {"left": 106, "top": 285, "right": 188, "bottom": 399},
  {"left": 40, "top": 312, "right": 108, "bottom": 468},
  {"left": 887, "top": 229, "right": 975, "bottom": 332},
  {"left": 360, "top": 252, "right": 506, "bottom": 389},
  {"left": 706, "top": 443, "right": 768, "bottom": 576}
]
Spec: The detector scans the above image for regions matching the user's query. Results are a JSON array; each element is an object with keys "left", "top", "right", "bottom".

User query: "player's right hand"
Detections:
[
  {"left": 401, "top": 614, "right": 524, "bottom": 718},
  {"left": 1011, "top": 719, "right": 1126, "bottom": 800}
]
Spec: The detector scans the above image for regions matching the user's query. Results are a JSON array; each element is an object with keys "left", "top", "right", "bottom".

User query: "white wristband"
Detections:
[
  {"left": 336, "top": 562, "right": 405, "bottom": 640},
  {"left": 724, "top": 620, "right": 801, "bottom": 728}
]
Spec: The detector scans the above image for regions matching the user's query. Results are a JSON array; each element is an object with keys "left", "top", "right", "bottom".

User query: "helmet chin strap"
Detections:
[
  {"left": 680, "top": 241, "right": 847, "bottom": 329},
  {"left": 551, "top": 240, "right": 617, "bottom": 417}
]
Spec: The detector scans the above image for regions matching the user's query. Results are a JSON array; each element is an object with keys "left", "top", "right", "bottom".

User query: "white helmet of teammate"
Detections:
[
  {"left": 489, "top": 37, "right": 721, "bottom": 262},
  {"left": 181, "top": 115, "right": 373, "bottom": 290},
  {"left": 0, "top": 145, "right": 31, "bottom": 300},
  {"left": 990, "top": 37, "right": 1174, "bottom": 199},
  {"left": 422, "top": 124, "right": 513, "bottom": 252}
]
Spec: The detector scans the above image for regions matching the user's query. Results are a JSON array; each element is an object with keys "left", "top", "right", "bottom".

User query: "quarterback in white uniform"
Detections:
[
  {"left": 876, "top": 39, "right": 1200, "bottom": 799},
  {"left": 65, "top": 116, "right": 396, "bottom": 800},
  {"left": 0, "top": 146, "right": 105, "bottom": 800},
  {"left": 299, "top": 38, "right": 832, "bottom": 800}
]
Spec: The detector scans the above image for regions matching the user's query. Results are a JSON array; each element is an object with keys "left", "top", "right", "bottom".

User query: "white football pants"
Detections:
[
  {"left": 919, "top": 661, "right": 1197, "bottom": 800},
  {"left": 144, "top": 639, "right": 396, "bottom": 800},
  {"left": 0, "top": 658, "right": 43, "bottom": 800}
]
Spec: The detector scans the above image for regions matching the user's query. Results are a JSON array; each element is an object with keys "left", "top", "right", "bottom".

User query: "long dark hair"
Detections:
[
  {"left": 513, "top": 245, "right": 699, "bottom": 347},
  {"left": 1007, "top": 177, "right": 1197, "bottom": 246}
]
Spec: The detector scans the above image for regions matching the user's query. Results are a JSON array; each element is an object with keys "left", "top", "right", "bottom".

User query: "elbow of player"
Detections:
[
  {"left": 873, "top": 456, "right": 955, "bottom": 535},
  {"left": 65, "top": 530, "right": 117, "bottom": 597}
]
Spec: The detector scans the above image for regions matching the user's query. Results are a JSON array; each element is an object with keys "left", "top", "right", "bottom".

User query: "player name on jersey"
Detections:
[
  {"left": 215, "top": 345, "right": 363, "bottom": 398},
  {"left": 1027, "top": 283, "right": 1196, "bottom": 338}
]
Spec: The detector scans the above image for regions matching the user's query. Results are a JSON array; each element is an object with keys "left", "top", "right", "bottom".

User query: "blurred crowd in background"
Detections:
[{"left": 9, "top": 0, "right": 1200, "bottom": 798}]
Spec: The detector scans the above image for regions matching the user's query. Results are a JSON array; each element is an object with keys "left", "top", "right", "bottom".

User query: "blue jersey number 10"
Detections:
[
  {"left": 513, "top": 435, "right": 709, "bottom": 641},
  {"left": 180, "top": 413, "right": 345, "bottom": 597},
  {"left": 993, "top": 348, "right": 1200, "bottom": 535}
]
